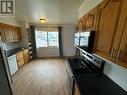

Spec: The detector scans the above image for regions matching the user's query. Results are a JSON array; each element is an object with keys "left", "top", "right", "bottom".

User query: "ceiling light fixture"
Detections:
[{"left": 40, "top": 18, "right": 46, "bottom": 23}]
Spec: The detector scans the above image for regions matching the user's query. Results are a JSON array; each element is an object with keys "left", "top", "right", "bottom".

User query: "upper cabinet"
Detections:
[
  {"left": 13, "top": 27, "right": 22, "bottom": 41},
  {"left": 78, "top": 17, "right": 84, "bottom": 32},
  {"left": 78, "top": 7, "right": 98, "bottom": 32},
  {"left": 0, "top": 23, "right": 22, "bottom": 42},
  {"left": 116, "top": 19, "right": 127, "bottom": 68},
  {"left": 86, "top": 7, "right": 98, "bottom": 30},
  {"left": 95, "top": 0, "right": 121, "bottom": 60},
  {"left": 78, "top": 0, "right": 127, "bottom": 68},
  {"left": 112, "top": 0, "right": 127, "bottom": 68}
]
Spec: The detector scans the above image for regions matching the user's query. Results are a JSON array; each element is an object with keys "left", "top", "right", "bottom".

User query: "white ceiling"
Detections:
[{"left": 15, "top": 0, "right": 84, "bottom": 25}]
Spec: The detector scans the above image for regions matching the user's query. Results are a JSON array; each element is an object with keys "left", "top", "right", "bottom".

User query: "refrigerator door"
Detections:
[{"left": 0, "top": 48, "right": 13, "bottom": 95}]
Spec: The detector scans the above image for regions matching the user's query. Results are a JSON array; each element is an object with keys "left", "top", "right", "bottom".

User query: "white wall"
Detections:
[
  {"left": 79, "top": 0, "right": 103, "bottom": 18},
  {"left": 37, "top": 47, "right": 59, "bottom": 57},
  {"left": 62, "top": 25, "right": 76, "bottom": 56},
  {"left": 18, "top": 22, "right": 29, "bottom": 48},
  {"left": 0, "top": 18, "right": 21, "bottom": 26}
]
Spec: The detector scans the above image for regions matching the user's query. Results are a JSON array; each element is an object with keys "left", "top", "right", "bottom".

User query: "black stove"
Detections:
[{"left": 68, "top": 51, "right": 105, "bottom": 75}]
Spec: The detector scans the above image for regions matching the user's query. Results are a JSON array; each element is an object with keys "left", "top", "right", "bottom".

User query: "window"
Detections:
[{"left": 35, "top": 31, "right": 59, "bottom": 48}]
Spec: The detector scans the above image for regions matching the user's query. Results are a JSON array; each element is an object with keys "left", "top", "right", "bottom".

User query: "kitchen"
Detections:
[{"left": 0, "top": 0, "right": 127, "bottom": 95}]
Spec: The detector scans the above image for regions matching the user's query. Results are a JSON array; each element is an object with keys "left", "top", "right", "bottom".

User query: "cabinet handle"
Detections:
[
  {"left": 116, "top": 49, "right": 121, "bottom": 62},
  {"left": 110, "top": 49, "right": 118, "bottom": 59}
]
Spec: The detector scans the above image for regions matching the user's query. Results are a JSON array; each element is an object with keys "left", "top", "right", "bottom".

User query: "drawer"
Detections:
[
  {"left": 23, "top": 49, "right": 29, "bottom": 53},
  {"left": 17, "top": 60, "right": 24, "bottom": 68},
  {"left": 16, "top": 51, "right": 24, "bottom": 62}
]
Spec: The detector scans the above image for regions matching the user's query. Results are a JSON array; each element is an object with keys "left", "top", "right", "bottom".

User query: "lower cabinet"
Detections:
[
  {"left": 23, "top": 49, "right": 30, "bottom": 63},
  {"left": 16, "top": 51, "right": 24, "bottom": 68},
  {"left": 66, "top": 62, "right": 74, "bottom": 95},
  {"left": 73, "top": 81, "right": 80, "bottom": 95},
  {"left": 66, "top": 61, "right": 80, "bottom": 95},
  {"left": 7, "top": 54, "right": 18, "bottom": 75}
]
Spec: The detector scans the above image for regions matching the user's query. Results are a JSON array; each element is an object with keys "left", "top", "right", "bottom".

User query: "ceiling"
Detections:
[{"left": 15, "top": 0, "right": 84, "bottom": 25}]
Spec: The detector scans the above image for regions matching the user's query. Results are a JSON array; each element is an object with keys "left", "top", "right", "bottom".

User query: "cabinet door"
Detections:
[
  {"left": 95, "top": 0, "right": 121, "bottom": 60},
  {"left": 0, "top": 23, "right": 6, "bottom": 41},
  {"left": 16, "top": 51, "right": 24, "bottom": 68},
  {"left": 13, "top": 27, "right": 22, "bottom": 41},
  {"left": 23, "top": 49, "right": 30, "bottom": 63},
  {"left": 82, "top": 17, "right": 86, "bottom": 31},
  {"left": 73, "top": 82, "right": 80, "bottom": 95},
  {"left": 3, "top": 25, "right": 14, "bottom": 42},
  {"left": 78, "top": 18, "right": 83, "bottom": 32},
  {"left": 85, "top": 7, "right": 98, "bottom": 30},
  {"left": 110, "top": 0, "right": 127, "bottom": 64},
  {"left": 116, "top": 19, "right": 127, "bottom": 68},
  {"left": 86, "top": 14, "right": 94, "bottom": 29}
]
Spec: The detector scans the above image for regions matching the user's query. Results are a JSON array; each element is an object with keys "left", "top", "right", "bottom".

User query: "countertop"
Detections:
[
  {"left": 68, "top": 58, "right": 127, "bottom": 95},
  {"left": 74, "top": 73, "right": 127, "bottom": 95},
  {"left": 68, "top": 58, "right": 83, "bottom": 71},
  {"left": 5, "top": 47, "right": 28, "bottom": 57}
]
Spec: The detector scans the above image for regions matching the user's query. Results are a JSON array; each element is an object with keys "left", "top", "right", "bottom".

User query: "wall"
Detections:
[
  {"left": 0, "top": 18, "right": 21, "bottom": 26},
  {"left": 0, "top": 18, "right": 28, "bottom": 50},
  {"left": 62, "top": 25, "right": 76, "bottom": 56},
  {"left": 37, "top": 47, "right": 59, "bottom": 57},
  {"left": 79, "top": 0, "right": 103, "bottom": 18},
  {"left": 18, "top": 22, "right": 29, "bottom": 48}
]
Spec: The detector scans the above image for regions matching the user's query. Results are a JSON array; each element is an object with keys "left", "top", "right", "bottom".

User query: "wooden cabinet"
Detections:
[
  {"left": 0, "top": 23, "right": 22, "bottom": 42},
  {"left": 82, "top": 17, "right": 86, "bottom": 30},
  {"left": 86, "top": 7, "right": 98, "bottom": 30},
  {"left": 2, "top": 24, "right": 14, "bottom": 42},
  {"left": 78, "top": 17, "right": 84, "bottom": 32},
  {"left": 116, "top": 20, "right": 127, "bottom": 68},
  {"left": 111, "top": 0, "right": 127, "bottom": 68},
  {"left": 94, "top": 0, "right": 121, "bottom": 60},
  {"left": 15, "top": 49, "right": 30, "bottom": 68},
  {"left": 16, "top": 51, "right": 24, "bottom": 68},
  {"left": 0, "top": 23, "right": 5, "bottom": 41},
  {"left": 86, "top": 14, "right": 94, "bottom": 29},
  {"left": 78, "top": 7, "right": 98, "bottom": 31},
  {"left": 73, "top": 81, "right": 80, "bottom": 95},
  {"left": 23, "top": 49, "right": 30, "bottom": 63},
  {"left": 13, "top": 27, "right": 22, "bottom": 41},
  {"left": 94, "top": 0, "right": 127, "bottom": 68}
]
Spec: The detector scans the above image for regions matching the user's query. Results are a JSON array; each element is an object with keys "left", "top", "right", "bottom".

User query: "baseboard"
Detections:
[{"left": 34, "top": 56, "right": 80, "bottom": 59}]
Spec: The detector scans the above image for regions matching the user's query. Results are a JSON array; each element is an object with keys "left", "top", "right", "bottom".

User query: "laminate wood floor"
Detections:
[{"left": 12, "top": 58, "right": 68, "bottom": 95}]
